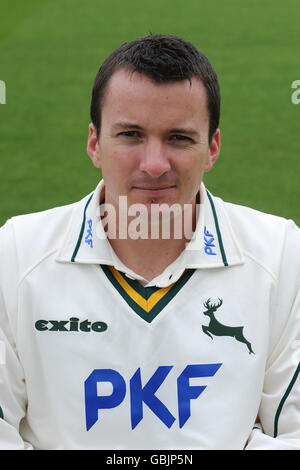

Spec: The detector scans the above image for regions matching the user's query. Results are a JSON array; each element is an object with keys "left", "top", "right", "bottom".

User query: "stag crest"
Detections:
[
  {"left": 203, "top": 298, "right": 223, "bottom": 312},
  {"left": 201, "top": 298, "right": 254, "bottom": 354}
]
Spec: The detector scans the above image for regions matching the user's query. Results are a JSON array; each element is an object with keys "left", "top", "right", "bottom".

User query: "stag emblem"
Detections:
[{"left": 202, "top": 298, "right": 254, "bottom": 354}]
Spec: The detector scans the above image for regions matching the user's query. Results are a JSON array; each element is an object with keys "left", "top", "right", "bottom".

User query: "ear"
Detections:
[
  {"left": 87, "top": 123, "right": 102, "bottom": 169},
  {"left": 204, "top": 128, "right": 221, "bottom": 173}
]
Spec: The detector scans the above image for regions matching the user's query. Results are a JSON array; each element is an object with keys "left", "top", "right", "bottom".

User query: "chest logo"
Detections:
[
  {"left": 85, "top": 218, "right": 93, "bottom": 248},
  {"left": 204, "top": 226, "right": 217, "bottom": 256},
  {"left": 202, "top": 298, "right": 254, "bottom": 354},
  {"left": 35, "top": 317, "right": 108, "bottom": 333}
]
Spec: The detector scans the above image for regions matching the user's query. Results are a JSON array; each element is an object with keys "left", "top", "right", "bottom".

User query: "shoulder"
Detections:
[
  {"left": 0, "top": 200, "right": 79, "bottom": 280},
  {"left": 215, "top": 196, "right": 300, "bottom": 281},
  {"left": 221, "top": 199, "right": 293, "bottom": 239}
]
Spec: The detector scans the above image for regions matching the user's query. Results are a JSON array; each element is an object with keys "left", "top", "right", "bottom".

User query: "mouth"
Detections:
[{"left": 132, "top": 185, "right": 176, "bottom": 193}]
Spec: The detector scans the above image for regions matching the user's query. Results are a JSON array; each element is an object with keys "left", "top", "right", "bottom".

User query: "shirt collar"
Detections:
[{"left": 56, "top": 179, "right": 244, "bottom": 287}]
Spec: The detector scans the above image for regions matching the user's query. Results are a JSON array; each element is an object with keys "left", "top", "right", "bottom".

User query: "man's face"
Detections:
[{"left": 87, "top": 68, "right": 220, "bottom": 215}]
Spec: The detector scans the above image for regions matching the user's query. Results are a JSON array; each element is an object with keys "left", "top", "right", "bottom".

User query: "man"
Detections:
[{"left": 0, "top": 34, "right": 299, "bottom": 450}]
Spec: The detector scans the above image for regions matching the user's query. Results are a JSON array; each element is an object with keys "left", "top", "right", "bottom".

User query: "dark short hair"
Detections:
[{"left": 90, "top": 34, "right": 220, "bottom": 143}]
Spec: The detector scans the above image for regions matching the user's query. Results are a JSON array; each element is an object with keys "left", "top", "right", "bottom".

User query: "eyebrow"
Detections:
[
  {"left": 111, "top": 122, "right": 143, "bottom": 132},
  {"left": 111, "top": 122, "right": 200, "bottom": 137},
  {"left": 169, "top": 127, "right": 200, "bottom": 137}
]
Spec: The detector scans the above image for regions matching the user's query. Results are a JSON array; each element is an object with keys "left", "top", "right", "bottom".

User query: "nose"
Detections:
[{"left": 139, "top": 139, "right": 171, "bottom": 178}]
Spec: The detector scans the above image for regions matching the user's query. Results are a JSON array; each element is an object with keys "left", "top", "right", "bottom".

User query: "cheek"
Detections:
[
  {"left": 176, "top": 153, "right": 207, "bottom": 179},
  {"left": 180, "top": 158, "right": 208, "bottom": 195},
  {"left": 101, "top": 150, "right": 137, "bottom": 183}
]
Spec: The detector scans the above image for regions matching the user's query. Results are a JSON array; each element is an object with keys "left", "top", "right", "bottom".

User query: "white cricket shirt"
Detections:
[{"left": 0, "top": 180, "right": 299, "bottom": 449}]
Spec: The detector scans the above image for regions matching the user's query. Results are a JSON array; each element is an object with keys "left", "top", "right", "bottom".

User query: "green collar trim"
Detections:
[
  {"left": 71, "top": 193, "right": 94, "bottom": 262},
  {"left": 101, "top": 265, "right": 195, "bottom": 323}
]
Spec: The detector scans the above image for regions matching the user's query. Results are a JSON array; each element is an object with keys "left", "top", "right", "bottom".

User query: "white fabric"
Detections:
[{"left": 0, "top": 180, "right": 299, "bottom": 449}]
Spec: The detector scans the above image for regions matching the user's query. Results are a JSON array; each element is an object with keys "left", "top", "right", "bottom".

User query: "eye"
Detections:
[
  {"left": 119, "top": 131, "right": 141, "bottom": 138},
  {"left": 169, "top": 134, "right": 194, "bottom": 143}
]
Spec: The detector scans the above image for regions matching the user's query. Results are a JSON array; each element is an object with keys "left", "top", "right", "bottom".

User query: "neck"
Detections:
[{"left": 101, "top": 200, "right": 197, "bottom": 281}]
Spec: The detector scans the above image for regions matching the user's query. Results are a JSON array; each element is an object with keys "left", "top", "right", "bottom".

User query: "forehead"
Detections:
[{"left": 101, "top": 68, "right": 209, "bottom": 129}]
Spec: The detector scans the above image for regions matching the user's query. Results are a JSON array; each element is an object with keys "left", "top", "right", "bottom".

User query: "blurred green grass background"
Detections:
[{"left": 0, "top": 0, "right": 299, "bottom": 226}]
